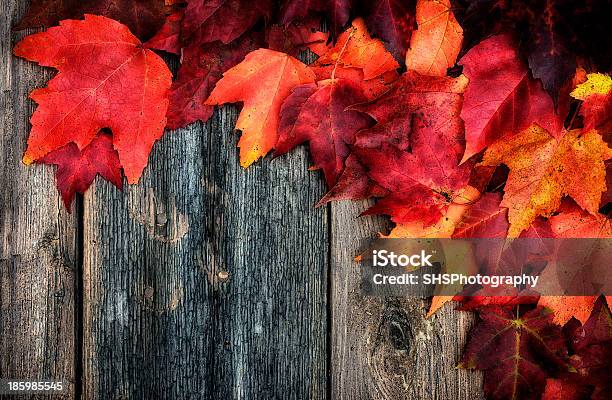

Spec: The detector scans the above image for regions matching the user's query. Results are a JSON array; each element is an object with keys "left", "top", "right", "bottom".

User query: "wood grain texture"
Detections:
[
  {"left": 330, "top": 201, "right": 485, "bottom": 400},
  {"left": 0, "top": 0, "right": 77, "bottom": 398},
  {"left": 82, "top": 103, "right": 329, "bottom": 397}
]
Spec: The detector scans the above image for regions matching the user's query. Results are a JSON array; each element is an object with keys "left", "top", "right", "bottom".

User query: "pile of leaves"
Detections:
[{"left": 13, "top": 0, "right": 611, "bottom": 398}]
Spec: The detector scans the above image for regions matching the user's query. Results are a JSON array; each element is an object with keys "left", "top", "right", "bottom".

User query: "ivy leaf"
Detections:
[{"left": 13, "top": 14, "right": 172, "bottom": 183}]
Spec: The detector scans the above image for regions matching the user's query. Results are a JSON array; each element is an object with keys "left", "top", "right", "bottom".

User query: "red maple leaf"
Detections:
[
  {"left": 276, "top": 79, "right": 372, "bottom": 187},
  {"left": 460, "top": 307, "right": 570, "bottom": 400},
  {"left": 459, "top": 34, "right": 563, "bottom": 162},
  {"left": 182, "top": 0, "right": 271, "bottom": 45},
  {"left": 15, "top": 0, "right": 173, "bottom": 41},
  {"left": 145, "top": 10, "right": 184, "bottom": 54},
  {"left": 362, "top": 0, "right": 415, "bottom": 62},
  {"left": 322, "top": 71, "right": 470, "bottom": 226},
  {"left": 13, "top": 14, "right": 172, "bottom": 183},
  {"left": 39, "top": 133, "right": 122, "bottom": 209}
]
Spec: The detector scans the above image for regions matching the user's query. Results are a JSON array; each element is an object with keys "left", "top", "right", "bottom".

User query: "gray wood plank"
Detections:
[
  {"left": 208, "top": 106, "right": 328, "bottom": 400},
  {"left": 82, "top": 119, "right": 215, "bottom": 399},
  {"left": 330, "top": 201, "right": 485, "bottom": 399},
  {"left": 0, "top": 0, "right": 77, "bottom": 398},
  {"left": 83, "top": 102, "right": 329, "bottom": 398}
]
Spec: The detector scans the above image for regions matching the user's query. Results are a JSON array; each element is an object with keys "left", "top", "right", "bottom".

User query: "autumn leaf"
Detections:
[
  {"left": 541, "top": 378, "right": 592, "bottom": 400},
  {"left": 266, "top": 18, "right": 330, "bottom": 57},
  {"left": 459, "top": 34, "right": 563, "bottom": 162},
  {"left": 452, "top": 0, "right": 612, "bottom": 101},
  {"left": 14, "top": 14, "right": 172, "bottom": 183},
  {"left": 405, "top": 0, "right": 463, "bottom": 77},
  {"left": 537, "top": 202, "right": 612, "bottom": 325},
  {"left": 39, "top": 133, "right": 122, "bottom": 209},
  {"left": 452, "top": 192, "right": 508, "bottom": 238},
  {"left": 314, "top": 18, "right": 399, "bottom": 80},
  {"left": 276, "top": 79, "right": 372, "bottom": 187},
  {"left": 459, "top": 307, "right": 570, "bottom": 400},
  {"left": 340, "top": 104, "right": 471, "bottom": 225},
  {"left": 571, "top": 73, "right": 612, "bottom": 134},
  {"left": 479, "top": 126, "right": 612, "bottom": 236},
  {"left": 166, "top": 34, "right": 264, "bottom": 130},
  {"left": 322, "top": 71, "right": 468, "bottom": 212},
  {"left": 205, "top": 49, "right": 315, "bottom": 167},
  {"left": 145, "top": 9, "right": 183, "bottom": 54},
  {"left": 383, "top": 185, "right": 481, "bottom": 317},
  {"left": 182, "top": 0, "right": 271, "bottom": 45},
  {"left": 361, "top": 0, "right": 416, "bottom": 62},
  {"left": 15, "top": 0, "right": 172, "bottom": 41}
]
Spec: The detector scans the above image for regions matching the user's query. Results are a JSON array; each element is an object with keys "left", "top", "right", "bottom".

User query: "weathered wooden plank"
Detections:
[
  {"left": 83, "top": 101, "right": 329, "bottom": 399},
  {"left": 0, "top": 0, "right": 77, "bottom": 398},
  {"left": 82, "top": 119, "right": 215, "bottom": 399},
  {"left": 330, "top": 201, "right": 485, "bottom": 399},
  {"left": 208, "top": 106, "right": 329, "bottom": 399}
]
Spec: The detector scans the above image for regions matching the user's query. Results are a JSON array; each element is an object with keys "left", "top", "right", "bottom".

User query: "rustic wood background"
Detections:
[{"left": 0, "top": 0, "right": 484, "bottom": 398}]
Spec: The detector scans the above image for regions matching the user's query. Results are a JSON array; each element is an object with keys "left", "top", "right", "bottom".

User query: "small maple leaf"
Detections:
[
  {"left": 459, "top": 307, "right": 569, "bottom": 400},
  {"left": 166, "top": 34, "right": 264, "bottom": 130},
  {"left": 362, "top": 0, "right": 416, "bottom": 62},
  {"left": 571, "top": 73, "right": 612, "bottom": 134},
  {"left": 276, "top": 79, "right": 372, "bottom": 187},
  {"left": 182, "top": 0, "right": 272, "bottom": 45},
  {"left": 314, "top": 18, "right": 399, "bottom": 80},
  {"left": 479, "top": 125, "right": 612, "bottom": 236},
  {"left": 405, "top": 0, "right": 463, "bottom": 77},
  {"left": 459, "top": 34, "right": 563, "bottom": 162},
  {"left": 14, "top": 14, "right": 172, "bottom": 183},
  {"left": 39, "top": 133, "right": 122, "bottom": 209},
  {"left": 15, "top": 0, "right": 172, "bottom": 41},
  {"left": 205, "top": 49, "right": 315, "bottom": 167}
]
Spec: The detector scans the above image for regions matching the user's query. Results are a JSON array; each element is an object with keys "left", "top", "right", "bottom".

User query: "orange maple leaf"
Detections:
[
  {"left": 205, "top": 48, "right": 315, "bottom": 167},
  {"left": 479, "top": 126, "right": 612, "bottom": 237},
  {"left": 405, "top": 0, "right": 463, "bottom": 76}
]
